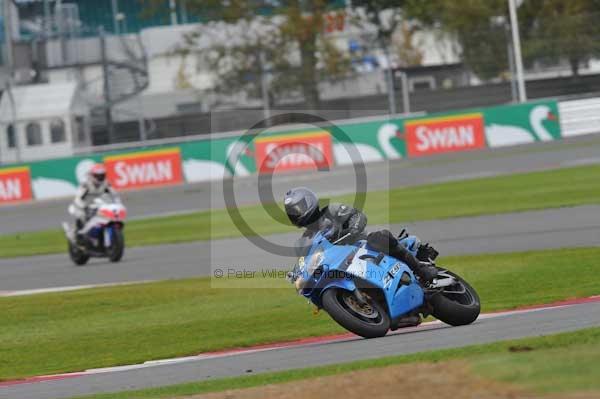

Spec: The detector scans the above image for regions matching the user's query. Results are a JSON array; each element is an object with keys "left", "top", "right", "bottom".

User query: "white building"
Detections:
[{"left": 0, "top": 82, "right": 91, "bottom": 163}]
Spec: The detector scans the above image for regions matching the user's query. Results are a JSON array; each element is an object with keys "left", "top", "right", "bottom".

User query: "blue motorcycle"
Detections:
[{"left": 289, "top": 231, "right": 480, "bottom": 338}]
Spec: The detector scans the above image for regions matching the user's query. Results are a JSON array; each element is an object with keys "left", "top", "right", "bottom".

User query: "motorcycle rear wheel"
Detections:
[
  {"left": 68, "top": 241, "right": 90, "bottom": 266},
  {"left": 322, "top": 288, "right": 390, "bottom": 338},
  {"left": 429, "top": 269, "right": 480, "bottom": 326}
]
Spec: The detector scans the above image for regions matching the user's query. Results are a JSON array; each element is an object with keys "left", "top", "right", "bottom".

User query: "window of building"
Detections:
[
  {"left": 409, "top": 76, "right": 436, "bottom": 92},
  {"left": 74, "top": 116, "right": 87, "bottom": 143},
  {"left": 26, "top": 122, "right": 43, "bottom": 146},
  {"left": 50, "top": 119, "right": 66, "bottom": 143},
  {"left": 6, "top": 124, "right": 16, "bottom": 148}
]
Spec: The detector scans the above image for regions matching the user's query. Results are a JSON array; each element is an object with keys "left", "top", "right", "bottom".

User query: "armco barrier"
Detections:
[
  {"left": 0, "top": 99, "right": 561, "bottom": 204},
  {"left": 559, "top": 97, "right": 600, "bottom": 137}
]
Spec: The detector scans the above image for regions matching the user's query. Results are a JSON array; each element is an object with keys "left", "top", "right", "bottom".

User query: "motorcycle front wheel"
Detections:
[
  {"left": 429, "top": 269, "right": 480, "bottom": 326},
  {"left": 322, "top": 288, "right": 390, "bottom": 338},
  {"left": 68, "top": 241, "right": 90, "bottom": 266},
  {"left": 108, "top": 228, "right": 125, "bottom": 262}
]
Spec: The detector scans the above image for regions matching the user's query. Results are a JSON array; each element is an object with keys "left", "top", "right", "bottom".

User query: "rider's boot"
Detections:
[
  {"left": 390, "top": 246, "right": 438, "bottom": 283},
  {"left": 367, "top": 230, "right": 438, "bottom": 284},
  {"left": 414, "top": 261, "right": 439, "bottom": 283}
]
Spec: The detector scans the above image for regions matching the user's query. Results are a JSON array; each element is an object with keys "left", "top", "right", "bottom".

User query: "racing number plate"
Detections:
[{"left": 383, "top": 262, "right": 402, "bottom": 289}]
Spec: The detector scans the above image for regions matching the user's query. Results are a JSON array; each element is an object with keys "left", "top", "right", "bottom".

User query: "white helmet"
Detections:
[{"left": 88, "top": 163, "right": 107, "bottom": 188}]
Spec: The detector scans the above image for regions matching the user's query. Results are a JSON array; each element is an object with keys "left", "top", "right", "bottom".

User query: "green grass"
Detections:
[
  {"left": 1, "top": 246, "right": 599, "bottom": 381},
  {"left": 474, "top": 336, "right": 600, "bottom": 393},
  {"left": 71, "top": 327, "right": 600, "bottom": 399},
  {"left": 1, "top": 164, "right": 600, "bottom": 258}
]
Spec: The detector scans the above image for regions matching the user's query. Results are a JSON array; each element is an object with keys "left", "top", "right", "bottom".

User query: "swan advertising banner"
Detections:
[
  {"left": 253, "top": 131, "right": 334, "bottom": 173},
  {"left": 0, "top": 166, "right": 33, "bottom": 204},
  {"left": 103, "top": 148, "right": 184, "bottom": 190},
  {"left": 0, "top": 99, "right": 560, "bottom": 202},
  {"left": 404, "top": 113, "right": 486, "bottom": 157}
]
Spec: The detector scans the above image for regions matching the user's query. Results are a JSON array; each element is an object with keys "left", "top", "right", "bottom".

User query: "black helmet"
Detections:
[{"left": 284, "top": 187, "right": 319, "bottom": 227}]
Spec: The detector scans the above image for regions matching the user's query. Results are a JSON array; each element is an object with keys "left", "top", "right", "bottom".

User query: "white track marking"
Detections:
[
  {"left": 0, "top": 280, "right": 157, "bottom": 297},
  {"left": 560, "top": 157, "right": 600, "bottom": 167}
]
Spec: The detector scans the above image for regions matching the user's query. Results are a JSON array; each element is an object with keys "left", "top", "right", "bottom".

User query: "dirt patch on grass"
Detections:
[
  {"left": 184, "top": 361, "right": 531, "bottom": 399},
  {"left": 183, "top": 361, "right": 600, "bottom": 399}
]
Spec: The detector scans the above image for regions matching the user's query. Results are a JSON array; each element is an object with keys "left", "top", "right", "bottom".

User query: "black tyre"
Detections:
[
  {"left": 108, "top": 228, "right": 125, "bottom": 262},
  {"left": 68, "top": 241, "right": 90, "bottom": 266},
  {"left": 322, "top": 288, "right": 390, "bottom": 338},
  {"left": 430, "top": 269, "right": 480, "bottom": 326}
]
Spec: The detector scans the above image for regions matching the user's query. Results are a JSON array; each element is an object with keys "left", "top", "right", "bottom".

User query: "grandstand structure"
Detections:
[
  {"left": 1, "top": 0, "right": 189, "bottom": 151},
  {"left": 16, "top": 0, "right": 193, "bottom": 37},
  {"left": 1, "top": 0, "right": 365, "bottom": 152},
  {"left": 0, "top": 1, "right": 598, "bottom": 163}
]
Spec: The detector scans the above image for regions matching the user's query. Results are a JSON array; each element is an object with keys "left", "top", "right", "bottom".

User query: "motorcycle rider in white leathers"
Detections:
[{"left": 72, "top": 163, "right": 119, "bottom": 235}]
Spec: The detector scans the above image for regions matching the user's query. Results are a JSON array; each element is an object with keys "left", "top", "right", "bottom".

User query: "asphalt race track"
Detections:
[
  {"left": 1, "top": 205, "right": 599, "bottom": 293},
  {"left": 1, "top": 134, "right": 600, "bottom": 235},
  {"left": 2, "top": 136, "right": 600, "bottom": 398},
  {"left": 2, "top": 300, "right": 600, "bottom": 399}
]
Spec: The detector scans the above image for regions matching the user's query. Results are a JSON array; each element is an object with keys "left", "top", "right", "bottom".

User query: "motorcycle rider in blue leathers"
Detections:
[{"left": 284, "top": 187, "right": 439, "bottom": 283}]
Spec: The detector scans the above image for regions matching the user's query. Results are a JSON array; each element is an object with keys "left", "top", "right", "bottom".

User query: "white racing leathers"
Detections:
[{"left": 70, "top": 181, "right": 119, "bottom": 226}]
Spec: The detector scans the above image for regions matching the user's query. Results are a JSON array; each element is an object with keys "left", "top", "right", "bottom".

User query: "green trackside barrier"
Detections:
[
  {"left": 482, "top": 99, "right": 561, "bottom": 145},
  {"left": 0, "top": 99, "right": 561, "bottom": 202},
  {"left": 28, "top": 155, "right": 103, "bottom": 200}
]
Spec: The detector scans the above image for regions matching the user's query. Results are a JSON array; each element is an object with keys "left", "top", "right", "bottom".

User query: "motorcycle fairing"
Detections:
[
  {"left": 343, "top": 245, "right": 424, "bottom": 320},
  {"left": 301, "top": 232, "right": 424, "bottom": 319}
]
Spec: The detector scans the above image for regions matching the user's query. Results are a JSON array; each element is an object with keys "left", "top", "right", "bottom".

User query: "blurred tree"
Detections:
[
  {"left": 404, "top": 0, "right": 509, "bottom": 80},
  {"left": 518, "top": 0, "right": 600, "bottom": 77},
  {"left": 139, "top": 0, "right": 351, "bottom": 110},
  {"left": 351, "top": 0, "right": 405, "bottom": 41},
  {"left": 349, "top": 1, "right": 410, "bottom": 114},
  {"left": 351, "top": 1, "right": 425, "bottom": 66},
  {"left": 405, "top": 0, "right": 600, "bottom": 79},
  {"left": 392, "top": 22, "right": 424, "bottom": 67}
]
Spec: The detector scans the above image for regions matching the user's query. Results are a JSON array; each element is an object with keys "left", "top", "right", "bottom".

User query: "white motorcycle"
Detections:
[{"left": 62, "top": 195, "right": 127, "bottom": 266}]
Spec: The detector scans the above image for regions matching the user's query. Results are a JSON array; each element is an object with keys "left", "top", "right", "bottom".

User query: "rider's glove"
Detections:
[
  {"left": 345, "top": 227, "right": 362, "bottom": 243},
  {"left": 287, "top": 264, "right": 301, "bottom": 283},
  {"left": 323, "top": 226, "right": 338, "bottom": 239},
  {"left": 345, "top": 212, "right": 367, "bottom": 242},
  {"left": 286, "top": 271, "right": 297, "bottom": 283}
]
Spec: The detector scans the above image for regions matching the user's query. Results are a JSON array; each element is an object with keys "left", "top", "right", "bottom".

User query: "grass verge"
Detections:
[
  {"left": 1, "top": 164, "right": 600, "bottom": 258},
  {"left": 71, "top": 327, "right": 600, "bottom": 399},
  {"left": 1, "top": 246, "right": 599, "bottom": 381}
]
